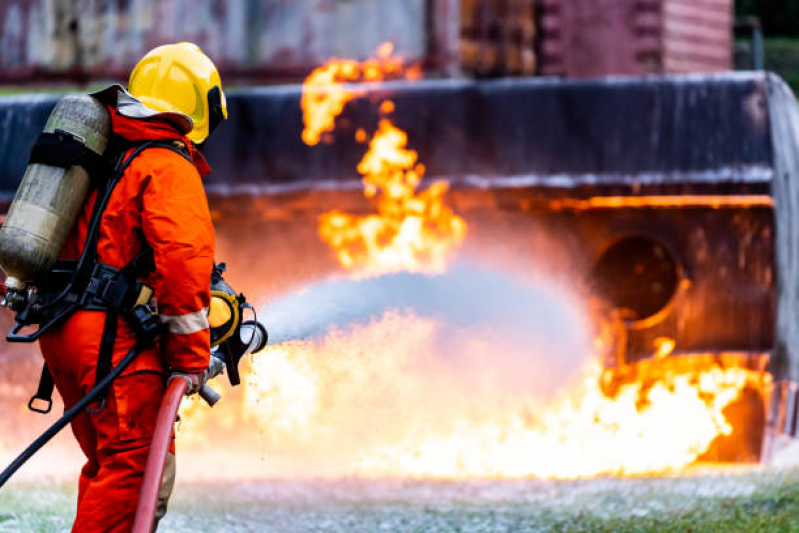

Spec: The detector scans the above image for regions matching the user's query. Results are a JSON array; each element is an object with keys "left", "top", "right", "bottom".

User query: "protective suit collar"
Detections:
[
  {"left": 90, "top": 85, "right": 193, "bottom": 135},
  {"left": 93, "top": 86, "right": 212, "bottom": 178}
]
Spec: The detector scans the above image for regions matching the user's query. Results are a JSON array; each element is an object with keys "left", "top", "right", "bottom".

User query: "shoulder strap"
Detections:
[
  {"left": 146, "top": 140, "right": 194, "bottom": 165},
  {"left": 28, "top": 141, "right": 184, "bottom": 413},
  {"left": 28, "top": 141, "right": 166, "bottom": 413},
  {"left": 85, "top": 141, "right": 187, "bottom": 413}
]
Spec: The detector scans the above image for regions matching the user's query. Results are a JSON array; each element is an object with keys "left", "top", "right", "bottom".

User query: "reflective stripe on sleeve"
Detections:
[{"left": 160, "top": 308, "right": 210, "bottom": 335}]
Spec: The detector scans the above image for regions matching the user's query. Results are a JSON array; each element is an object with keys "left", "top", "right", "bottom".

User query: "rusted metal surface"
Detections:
[
  {"left": 460, "top": 0, "right": 536, "bottom": 76},
  {"left": 0, "top": 74, "right": 774, "bottom": 196},
  {"left": 0, "top": 0, "right": 731, "bottom": 82},
  {"left": 0, "top": 0, "right": 436, "bottom": 83}
]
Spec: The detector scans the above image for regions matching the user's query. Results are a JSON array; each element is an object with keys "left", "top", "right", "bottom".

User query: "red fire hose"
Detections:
[{"left": 131, "top": 376, "right": 187, "bottom": 533}]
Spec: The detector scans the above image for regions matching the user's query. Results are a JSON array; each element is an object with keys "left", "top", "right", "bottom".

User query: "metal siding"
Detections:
[
  {"left": 0, "top": 74, "right": 773, "bottom": 196},
  {"left": 662, "top": 0, "right": 732, "bottom": 73},
  {"left": 0, "top": 0, "right": 737, "bottom": 81},
  {"left": 0, "top": 0, "right": 431, "bottom": 82},
  {"left": 459, "top": 0, "right": 537, "bottom": 76},
  {"left": 536, "top": 0, "right": 564, "bottom": 75},
  {"left": 560, "top": 0, "right": 642, "bottom": 78}
]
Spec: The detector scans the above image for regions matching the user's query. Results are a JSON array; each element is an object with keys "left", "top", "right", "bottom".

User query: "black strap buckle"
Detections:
[
  {"left": 84, "top": 264, "right": 141, "bottom": 312},
  {"left": 28, "top": 365, "right": 55, "bottom": 414},
  {"left": 27, "top": 395, "right": 52, "bottom": 414}
]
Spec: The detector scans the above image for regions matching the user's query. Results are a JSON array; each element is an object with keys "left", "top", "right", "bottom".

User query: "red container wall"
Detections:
[
  {"left": 662, "top": 0, "right": 732, "bottom": 73},
  {"left": 535, "top": 0, "right": 731, "bottom": 77}
]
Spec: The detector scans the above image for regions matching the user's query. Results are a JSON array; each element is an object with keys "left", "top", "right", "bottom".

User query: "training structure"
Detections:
[
  {"left": 0, "top": 0, "right": 731, "bottom": 82},
  {"left": 0, "top": 72, "right": 797, "bottom": 457}
]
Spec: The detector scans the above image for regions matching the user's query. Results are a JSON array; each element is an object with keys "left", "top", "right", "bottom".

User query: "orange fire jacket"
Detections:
[{"left": 59, "top": 106, "right": 215, "bottom": 374}]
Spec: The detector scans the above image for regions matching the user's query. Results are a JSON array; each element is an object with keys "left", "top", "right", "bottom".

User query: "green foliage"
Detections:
[{"left": 737, "top": 0, "right": 799, "bottom": 37}]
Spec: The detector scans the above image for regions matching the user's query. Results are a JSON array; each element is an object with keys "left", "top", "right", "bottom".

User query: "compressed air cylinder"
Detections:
[{"left": 0, "top": 95, "right": 111, "bottom": 290}]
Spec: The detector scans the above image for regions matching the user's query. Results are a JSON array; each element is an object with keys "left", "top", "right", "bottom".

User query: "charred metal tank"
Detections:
[{"left": 0, "top": 95, "right": 110, "bottom": 290}]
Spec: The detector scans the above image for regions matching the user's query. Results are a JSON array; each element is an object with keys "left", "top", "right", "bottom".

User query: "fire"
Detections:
[
  {"left": 174, "top": 47, "right": 770, "bottom": 482},
  {"left": 654, "top": 337, "right": 676, "bottom": 359},
  {"left": 318, "top": 120, "right": 466, "bottom": 276},
  {"left": 300, "top": 42, "right": 403, "bottom": 146},
  {"left": 355, "top": 361, "right": 762, "bottom": 478},
  {"left": 180, "top": 311, "right": 766, "bottom": 479},
  {"left": 302, "top": 44, "right": 467, "bottom": 277}
]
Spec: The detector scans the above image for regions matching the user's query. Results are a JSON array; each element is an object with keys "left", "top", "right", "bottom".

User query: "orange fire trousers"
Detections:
[{"left": 40, "top": 311, "right": 174, "bottom": 532}]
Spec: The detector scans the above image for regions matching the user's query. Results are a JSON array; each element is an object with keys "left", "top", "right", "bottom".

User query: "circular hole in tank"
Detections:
[{"left": 590, "top": 235, "right": 681, "bottom": 326}]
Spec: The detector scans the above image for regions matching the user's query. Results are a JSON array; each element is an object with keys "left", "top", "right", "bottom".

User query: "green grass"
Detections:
[
  {"left": 563, "top": 486, "right": 799, "bottom": 532},
  {"left": 2, "top": 468, "right": 799, "bottom": 532}
]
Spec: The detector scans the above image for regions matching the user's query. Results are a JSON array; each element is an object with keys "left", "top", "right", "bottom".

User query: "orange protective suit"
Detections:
[{"left": 38, "top": 104, "right": 215, "bottom": 532}]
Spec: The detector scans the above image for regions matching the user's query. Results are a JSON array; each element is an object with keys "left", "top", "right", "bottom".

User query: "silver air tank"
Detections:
[{"left": 0, "top": 95, "right": 111, "bottom": 291}]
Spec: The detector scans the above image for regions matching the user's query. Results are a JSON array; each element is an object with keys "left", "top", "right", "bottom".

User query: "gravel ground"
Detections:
[{"left": 2, "top": 466, "right": 799, "bottom": 532}]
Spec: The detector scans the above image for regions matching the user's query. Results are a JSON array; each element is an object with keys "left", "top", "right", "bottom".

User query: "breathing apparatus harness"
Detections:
[
  {"left": 5, "top": 137, "right": 179, "bottom": 416},
  {"left": 4, "top": 130, "right": 265, "bottom": 413},
  {"left": 0, "top": 119, "right": 267, "bottom": 490}
]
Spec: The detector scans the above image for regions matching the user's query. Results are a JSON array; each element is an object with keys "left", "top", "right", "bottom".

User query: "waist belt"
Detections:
[
  {"left": 29, "top": 250, "right": 156, "bottom": 414},
  {"left": 83, "top": 262, "right": 153, "bottom": 312}
]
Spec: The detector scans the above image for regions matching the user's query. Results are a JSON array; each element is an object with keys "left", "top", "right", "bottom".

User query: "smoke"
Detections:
[
  {"left": 260, "top": 261, "right": 593, "bottom": 396},
  {"left": 3, "top": 261, "right": 598, "bottom": 482},
  {"left": 170, "top": 262, "right": 598, "bottom": 479}
]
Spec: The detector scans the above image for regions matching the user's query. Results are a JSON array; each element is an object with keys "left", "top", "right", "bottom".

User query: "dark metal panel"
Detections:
[
  {"left": 0, "top": 73, "right": 775, "bottom": 199},
  {"left": 200, "top": 73, "right": 772, "bottom": 192},
  {"left": 0, "top": 94, "right": 58, "bottom": 196}
]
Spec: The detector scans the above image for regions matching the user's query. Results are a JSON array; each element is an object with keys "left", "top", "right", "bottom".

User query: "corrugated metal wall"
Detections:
[{"left": 662, "top": 0, "right": 733, "bottom": 73}]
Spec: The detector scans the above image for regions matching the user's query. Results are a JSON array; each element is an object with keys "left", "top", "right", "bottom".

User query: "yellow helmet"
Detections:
[{"left": 128, "top": 42, "right": 227, "bottom": 144}]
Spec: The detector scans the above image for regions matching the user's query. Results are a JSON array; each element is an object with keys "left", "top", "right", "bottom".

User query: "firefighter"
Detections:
[{"left": 37, "top": 42, "right": 226, "bottom": 531}]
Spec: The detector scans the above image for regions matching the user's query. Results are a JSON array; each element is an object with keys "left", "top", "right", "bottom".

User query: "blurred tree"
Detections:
[{"left": 736, "top": 0, "right": 799, "bottom": 36}]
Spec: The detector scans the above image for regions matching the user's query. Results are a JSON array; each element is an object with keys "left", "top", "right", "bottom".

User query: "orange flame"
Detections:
[
  {"left": 654, "top": 337, "right": 677, "bottom": 359},
  {"left": 302, "top": 44, "right": 467, "bottom": 277},
  {"left": 174, "top": 46, "right": 771, "bottom": 482},
  {"left": 301, "top": 42, "right": 404, "bottom": 146},
  {"left": 319, "top": 120, "right": 466, "bottom": 276},
  {"left": 179, "top": 311, "right": 767, "bottom": 479}
]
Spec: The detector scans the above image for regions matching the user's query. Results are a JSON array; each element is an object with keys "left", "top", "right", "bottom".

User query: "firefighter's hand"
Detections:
[{"left": 170, "top": 370, "right": 206, "bottom": 396}]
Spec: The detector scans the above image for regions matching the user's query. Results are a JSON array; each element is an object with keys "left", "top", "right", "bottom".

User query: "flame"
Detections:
[
  {"left": 318, "top": 120, "right": 466, "bottom": 276},
  {"left": 180, "top": 311, "right": 767, "bottom": 479},
  {"left": 654, "top": 337, "right": 676, "bottom": 359},
  {"left": 355, "top": 361, "right": 761, "bottom": 478},
  {"left": 302, "top": 44, "right": 467, "bottom": 277},
  {"left": 175, "top": 47, "right": 770, "bottom": 481},
  {"left": 300, "top": 42, "right": 403, "bottom": 146}
]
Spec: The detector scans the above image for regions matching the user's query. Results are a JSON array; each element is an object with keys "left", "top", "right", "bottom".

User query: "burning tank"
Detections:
[{"left": 0, "top": 65, "right": 797, "bottom": 478}]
